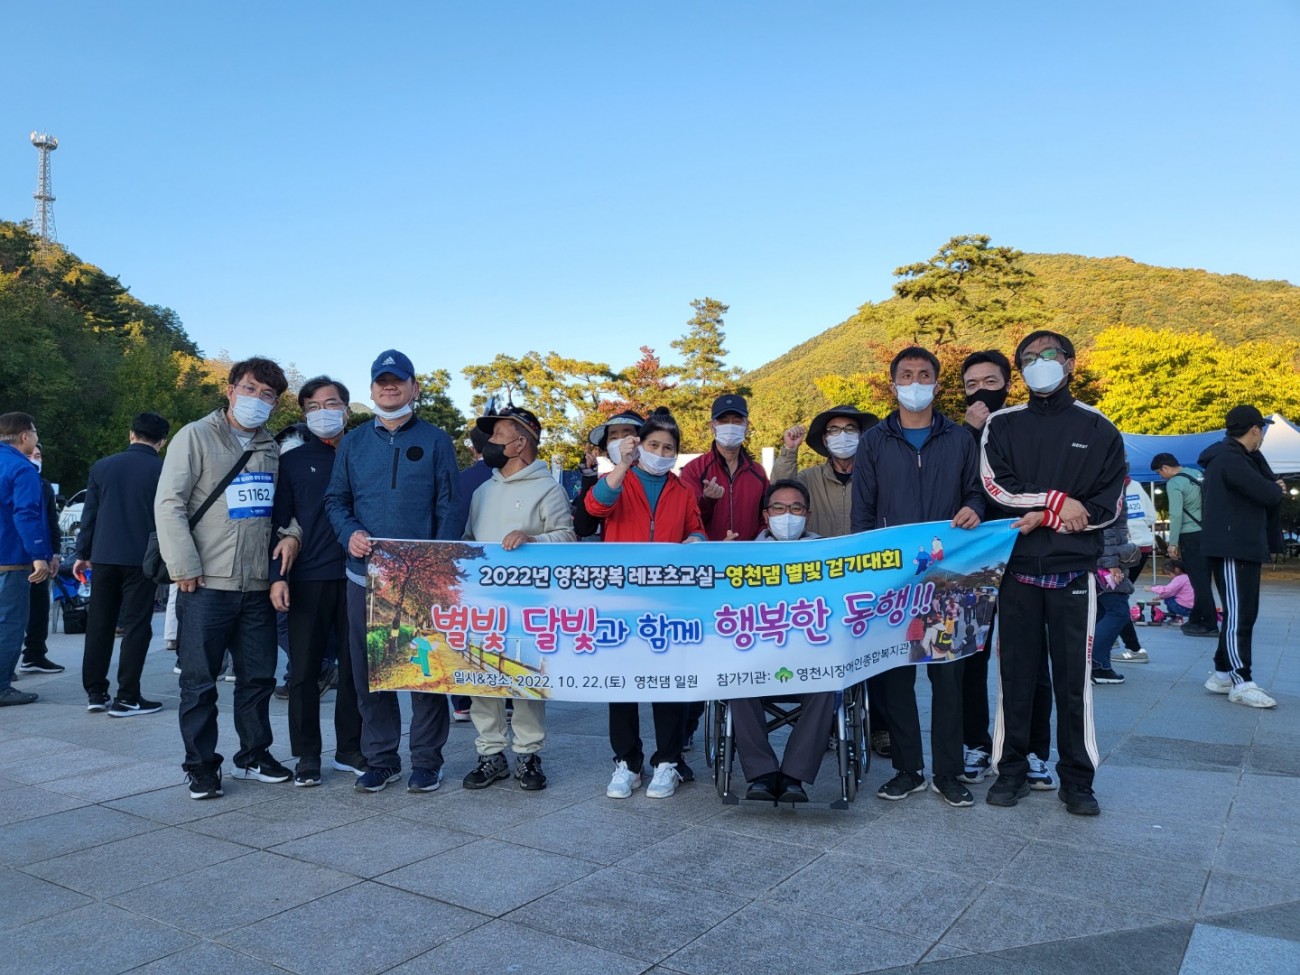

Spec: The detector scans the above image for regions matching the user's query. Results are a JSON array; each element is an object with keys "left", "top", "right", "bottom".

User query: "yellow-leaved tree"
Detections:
[{"left": 1089, "top": 325, "right": 1300, "bottom": 433}]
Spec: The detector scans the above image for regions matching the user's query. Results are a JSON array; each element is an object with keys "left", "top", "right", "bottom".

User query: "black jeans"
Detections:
[
  {"left": 994, "top": 574, "right": 1098, "bottom": 791},
  {"left": 177, "top": 587, "right": 278, "bottom": 769},
  {"left": 610, "top": 701, "right": 687, "bottom": 770},
  {"left": 286, "top": 578, "right": 362, "bottom": 760},
  {"left": 82, "top": 563, "right": 156, "bottom": 700},
  {"left": 22, "top": 578, "right": 50, "bottom": 660},
  {"left": 880, "top": 659, "right": 964, "bottom": 777},
  {"left": 1179, "top": 531, "right": 1218, "bottom": 630}
]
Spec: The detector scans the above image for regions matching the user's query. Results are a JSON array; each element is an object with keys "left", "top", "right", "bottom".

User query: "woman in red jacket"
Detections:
[{"left": 585, "top": 408, "right": 705, "bottom": 799}]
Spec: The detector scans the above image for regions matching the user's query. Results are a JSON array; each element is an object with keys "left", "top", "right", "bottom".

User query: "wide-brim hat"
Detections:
[
  {"left": 807, "top": 405, "right": 879, "bottom": 457},
  {"left": 476, "top": 405, "right": 542, "bottom": 442},
  {"left": 588, "top": 410, "right": 646, "bottom": 447}
]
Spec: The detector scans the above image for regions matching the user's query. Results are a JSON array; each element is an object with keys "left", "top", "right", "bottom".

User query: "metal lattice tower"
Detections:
[{"left": 30, "top": 131, "right": 59, "bottom": 244}]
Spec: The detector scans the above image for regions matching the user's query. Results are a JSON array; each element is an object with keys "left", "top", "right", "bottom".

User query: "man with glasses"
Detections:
[
  {"left": 0, "top": 413, "right": 49, "bottom": 707},
  {"left": 326, "top": 350, "right": 460, "bottom": 794},
  {"left": 269, "top": 377, "right": 365, "bottom": 786},
  {"left": 979, "top": 331, "right": 1126, "bottom": 816},
  {"left": 156, "top": 358, "right": 300, "bottom": 798}
]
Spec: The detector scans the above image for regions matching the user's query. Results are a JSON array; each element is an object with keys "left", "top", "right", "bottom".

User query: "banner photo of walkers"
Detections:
[{"left": 363, "top": 520, "right": 1016, "bottom": 702}]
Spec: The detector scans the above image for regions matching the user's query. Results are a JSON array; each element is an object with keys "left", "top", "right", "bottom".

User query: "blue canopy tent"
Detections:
[{"left": 1123, "top": 414, "right": 1300, "bottom": 483}]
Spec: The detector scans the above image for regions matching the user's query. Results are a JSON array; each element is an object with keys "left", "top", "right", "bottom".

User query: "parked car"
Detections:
[{"left": 58, "top": 489, "right": 86, "bottom": 535}]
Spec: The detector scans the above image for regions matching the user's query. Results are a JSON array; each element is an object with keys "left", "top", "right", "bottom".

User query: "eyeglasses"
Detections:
[
  {"left": 825, "top": 424, "right": 860, "bottom": 435},
  {"left": 304, "top": 400, "right": 347, "bottom": 412},
  {"left": 766, "top": 503, "right": 808, "bottom": 515},
  {"left": 233, "top": 382, "right": 280, "bottom": 405},
  {"left": 1019, "top": 348, "right": 1063, "bottom": 365}
]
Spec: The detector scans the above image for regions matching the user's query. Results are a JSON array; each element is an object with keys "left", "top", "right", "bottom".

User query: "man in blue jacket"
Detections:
[
  {"left": 851, "top": 347, "right": 985, "bottom": 808},
  {"left": 325, "top": 350, "right": 460, "bottom": 794},
  {"left": 1198, "top": 405, "right": 1284, "bottom": 709},
  {"left": 270, "top": 377, "right": 365, "bottom": 785},
  {"left": 74, "top": 412, "right": 170, "bottom": 715},
  {"left": 0, "top": 412, "right": 50, "bottom": 707}
]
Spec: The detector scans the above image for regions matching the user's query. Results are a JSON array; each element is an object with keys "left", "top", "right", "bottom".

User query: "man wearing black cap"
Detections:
[
  {"left": 979, "top": 331, "right": 1126, "bottom": 816},
  {"left": 461, "top": 403, "right": 575, "bottom": 791},
  {"left": 680, "top": 394, "right": 769, "bottom": 542},
  {"left": 1197, "top": 405, "right": 1284, "bottom": 709},
  {"left": 325, "top": 350, "right": 461, "bottom": 793},
  {"left": 773, "top": 405, "right": 878, "bottom": 538}
]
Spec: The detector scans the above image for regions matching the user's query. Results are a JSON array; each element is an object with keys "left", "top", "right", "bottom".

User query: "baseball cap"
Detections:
[
  {"left": 1225, "top": 405, "right": 1272, "bottom": 436},
  {"left": 371, "top": 350, "right": 415, "bottom": 382},
  {"left": 476, "top": 405, "right": 543, "bottom": 442},
  {"left": 711, "top": 394, "right": 749, "bottom": 419}
]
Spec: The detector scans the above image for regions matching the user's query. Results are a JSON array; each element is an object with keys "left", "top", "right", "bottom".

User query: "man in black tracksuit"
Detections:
[
  {"left": 1197, "top": 405, "right": 1283, "bottom": 709},
  {"left": 852, "top": 346, "right": 985, "bottom": 808},
  {"left": 980, "top": 331, "right": 1126, "bottom": 816},
  {"left": 270, "top": 379, "right": 365, "bottom": 786}
]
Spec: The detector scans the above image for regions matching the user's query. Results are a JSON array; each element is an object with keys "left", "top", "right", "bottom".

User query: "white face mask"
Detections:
[
  {"left": 231, "top": 395, "right": 273, "bottom": 429},
  {"left": 606, "top": 439, "right": 623, "bottom": 466},
  {"left": 372, "top": 403, "right": 413, "bottom": 421},
  {"left": 1022, "top": 358, "right": 1066, "bottom": 395},
  {"left": 305, "top": 409, "right": 346, "bottom": 439},
  {"left": 714, "top": 423, "right": 746, "bottom": 448},
  {"left": 895, "top": 383, "right": 936, "bottom": 413},
  {"left": 825, "top": 432, "right": 859, "bottom": 459},
  {"left": 31, "top": 458, "right": 42, "bottom": 473},
  {"left": 767, "top": 513, "right": 806, "bottom": 540},
  {"left": 638, "top": 452, "right": 677, "bottom": 476}
]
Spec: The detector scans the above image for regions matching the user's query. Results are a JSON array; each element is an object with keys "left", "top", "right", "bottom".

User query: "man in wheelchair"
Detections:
[{"left": 727, "top": 480, "right": 837, "bottom": 803}]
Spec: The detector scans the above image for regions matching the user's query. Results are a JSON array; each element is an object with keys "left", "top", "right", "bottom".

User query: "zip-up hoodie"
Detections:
[
  {"left": 464, "top": 460, "right": 576, "bottom": 544},
  {"left": 979, "top": 386, "right": 1126, "bottom": 576},
  {"left": 325, "top": 416, "right": 460, "bottom": 583},
  {"left": 1196, "top": 437, "right": 1283, "bottom": 563},
  {"left": 586, "top": 468, "right": 706, "bottom": 542},
  {"left": 0, "top": 442, "right": 46, "bottom": 565}
]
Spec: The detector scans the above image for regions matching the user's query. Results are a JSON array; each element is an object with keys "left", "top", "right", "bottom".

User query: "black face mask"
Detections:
[
  {"left": 965, "top": 388, "right": 1008, "bottom": 412},
  {"left": 482, "top": 441, "right": 511, "bottom": 469}
]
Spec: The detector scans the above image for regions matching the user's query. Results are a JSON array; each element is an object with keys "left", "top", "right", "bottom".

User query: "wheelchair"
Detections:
[{"left": 704, "top": 682, "right": 869, "bottom": 809}]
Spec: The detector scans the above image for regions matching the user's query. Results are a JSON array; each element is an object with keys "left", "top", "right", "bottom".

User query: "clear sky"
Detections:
[{"left": 3, "top": 2, "right": 1297, "bottom": 413}]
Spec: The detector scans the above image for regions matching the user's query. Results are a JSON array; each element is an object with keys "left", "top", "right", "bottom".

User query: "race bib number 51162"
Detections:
[{"left": 225, "top": 471, "right": 274, "bottom": 519}]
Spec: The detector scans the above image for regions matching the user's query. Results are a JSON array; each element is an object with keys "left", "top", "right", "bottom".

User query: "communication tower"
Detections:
[{"left": 30, "top": 131, "right": 59, "bottom": 244}]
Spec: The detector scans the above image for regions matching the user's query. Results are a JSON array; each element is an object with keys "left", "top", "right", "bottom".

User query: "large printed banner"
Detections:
[{"left": 364, "top": 520, "right": 1015, "bottom": 702}]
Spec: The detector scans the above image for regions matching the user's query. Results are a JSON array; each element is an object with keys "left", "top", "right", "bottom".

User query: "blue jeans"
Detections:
[
  {"left": 1092, "top": 591, "right": 1131, "bottom": 670},
  {"left": 1163, "top": 597, "right": 1188, "bottom": 618},
  {"left": 0, "top": 569, "right": 32, "bottom": 692},
  {"left": 177, "top": 587, "right": 278, "bottom": 769}
]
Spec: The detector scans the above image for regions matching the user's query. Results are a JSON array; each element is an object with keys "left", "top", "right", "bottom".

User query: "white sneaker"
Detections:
[
  {"left": 1115, "top": 648, "right": 1149, "bottom": 664},
  {"left": 606, "top": 760, "right": 642, "bottom": 799},
  {"left": 1228, "top": 681, "right": 1277, "bottom": 709},
  {"left": 1204, "top": 672, "right": 1233, "bottom": 694},
  {"left": 645, "top": 762, "right": 682, "bottom": 799}
]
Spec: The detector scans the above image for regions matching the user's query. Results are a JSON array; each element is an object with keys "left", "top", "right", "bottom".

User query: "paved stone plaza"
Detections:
[{"left": 1, "top": 583, "right": 1298, "bottom": 975}]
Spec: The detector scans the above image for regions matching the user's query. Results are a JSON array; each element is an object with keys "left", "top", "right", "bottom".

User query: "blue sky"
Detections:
[{"left": 4, "top": 2, "right": 1297, "bottom": 413}]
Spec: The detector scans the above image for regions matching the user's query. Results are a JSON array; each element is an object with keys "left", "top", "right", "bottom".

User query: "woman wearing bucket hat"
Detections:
[{"left": 572, "top": 410, "right": 645, "bottom": 540}]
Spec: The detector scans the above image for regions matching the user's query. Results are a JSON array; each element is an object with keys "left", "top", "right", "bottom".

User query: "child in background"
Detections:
[{"left": 1146, "top": 559, "right": 1195, "bottom": 623}]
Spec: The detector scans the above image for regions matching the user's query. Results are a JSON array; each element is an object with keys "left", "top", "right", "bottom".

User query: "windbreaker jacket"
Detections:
[
  {"left": 75, "top": 442, "right": 163, "bottom": 566},
  {"left": 585, "top": 469, "right": 705, "bottom": 543},
  {"left": 0, "top": 442, "right": 47, "bottom": 565},
  {"left": 771, "top": 448, "right": 853, "bottom": 538},
  {"left": 1196, "top": 437, "right": 1284, "bottom": 563},
  {"left": 465, "top": 460, "right": 576, "bottom": 544},
  {"left": 679, "top": 445, "right": 769, "bottom": 541},
  {"left": 850, "top": 410, "right": 985, "bottom": 532},
  {"left": 270, "top": 431, "right": 345, "bottom": 584},
  {"left": 979, "top": 387, "right": 1126, "bottom": 576},
  {"left": 154, "top": 408, "right": 283, "bottom": 591}
]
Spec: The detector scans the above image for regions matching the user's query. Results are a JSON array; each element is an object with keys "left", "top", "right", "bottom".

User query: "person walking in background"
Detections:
[{"left": 1150, "top": 452, "right": 1218, "bottom": 636}]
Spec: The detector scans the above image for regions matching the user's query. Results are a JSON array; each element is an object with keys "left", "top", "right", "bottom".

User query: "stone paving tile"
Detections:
[
  {"left": 831, "top": 811, "right": 1039, "bottom": 882},
  {"left": 104, "top": 780, "right": 283, "bottom": 825},
  {"left": 378, "top": 837, "right": 596, "bottom": 916},
  {"left": 502, "top": 865, "right": 751, "bottom": 964},
  {"left": 497, "top": 796, "right": 693, "bottom": 864},
  {"left": 0, "top": 867, "right": 94, "bottom": 926},
  {"left": 0, "top": 803, "right": 157, "bottom": 867},
  {"left": 386, "top": 918, "right": 652, "bottom": 975},
  {"left": 1075, "top": 765, "right": 1241, "bottom": 826},
  {"left": 390, "top": 779, "right": 580, "bottom": 834},
  {"left": 40, "top": 759, "right": 192, "bottom": 802},
  {"left": 1178, "top": 923, "right": 1300, "bottom": 975},
  {"left": 179, "top": 788, "right": 389, "bottom": 847},
  {"left": 113, "top": 850, "right": 358, "bottom": 936},
  {"left": 0, "top": 901, "right": 196, "bottom": 975},
  {"left": 126, "top": 942, "right": 291, "bottom": 975},
  {"left": 270, "top": 812, "right": 478, "bottom": 877},
  {"left": 1, "top": 745, "right": 133, "bottom": 784},
  {"left": 618, "top": 823, "right": 823, "bottom": 893},
  {"left": 1200, "top": 900, "right": 1300, "bottom": 944},
  {"left": 20, "top": 825, "right": 251, "bottom": 897},
  {"left": 703, "top": 795, "right": 883, "bottom": 850},
  {"left": 220, "top": 880, "right": 487, "bottom": 975},
  {"left": 664, "top": 901, "right": 929, "bottom": 975},
  {"left": 989, "top": 921, "right": 1193, "bottom": 975},
  {"left": 1198, "top": 867, "right": 1300, "bottom": 916},
  {"left": 0, "top": 782, "right": 88, "bottom": 825}
]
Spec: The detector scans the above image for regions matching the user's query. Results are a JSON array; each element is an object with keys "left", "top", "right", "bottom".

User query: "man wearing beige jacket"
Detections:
[
  {"left": 156, "top": 357, "right": 299, "bottom": 799},
  {"left": 773, "top": 405, "right": 878, "bottom": 538}
]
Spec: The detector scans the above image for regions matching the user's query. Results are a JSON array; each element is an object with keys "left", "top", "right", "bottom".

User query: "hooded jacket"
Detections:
[
  {"left": 1196, "top": 437, "right": 1283, "bottom": 563},
  {"left": 465, "top": 460, "right": 576, "bottom": 544}
]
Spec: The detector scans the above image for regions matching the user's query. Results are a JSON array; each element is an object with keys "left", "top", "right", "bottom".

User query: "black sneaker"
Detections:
[
  {"left": 332, "top": 752, "right": 368, "bottom": 776},
  {"left": 108, "top": 696, "right": 163, "bottom": 718},
  {"left": 0, "top": 687, "right": 39, "bottom": 706},
  {"left": 986, "top": 774, "right": 1030, "bottom": 807},
  {"left": 186, "top": 757, "right": 224, "bottom": 800},
  {"left": 86, "top": 692, "right": 111, "bottom": 712},
  {"left": 294, "top": 760, "right": 322, "bottom": 787},
  {"left": 1091, "top": 668, "right": 1125, "bottom": 685},
  {"left": 1059, "top": 784, "right": 1101, "bottom": 816},
  {"left": 675, "top": 759, "right": 696, "bottom": 783},
  {"left": 931, "top": 775, "right": 975, "bottom": 808},
  {"left": 231, "top": 751, "right": 292, "bottom": 783},
  {"left": 957, "top": 747, "right": 990, "bottom": 785},
  {"left": 462, "top": 753, "right": 510, "bottom": 790},
  {"left": 515, "top": 754, "right": 547, "bottom": 791},
  {"left": 18, "top": 656, "right": 64, "bottom": 674},
  {"left": 877, "top": 770, "right": 927, "bottom": 801},
  {"left": 408, "top": 767, "right": 444, "bottom": 792},
  {"left": 1181, "top": 624, "right": 1219, "bottom": 638}
]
